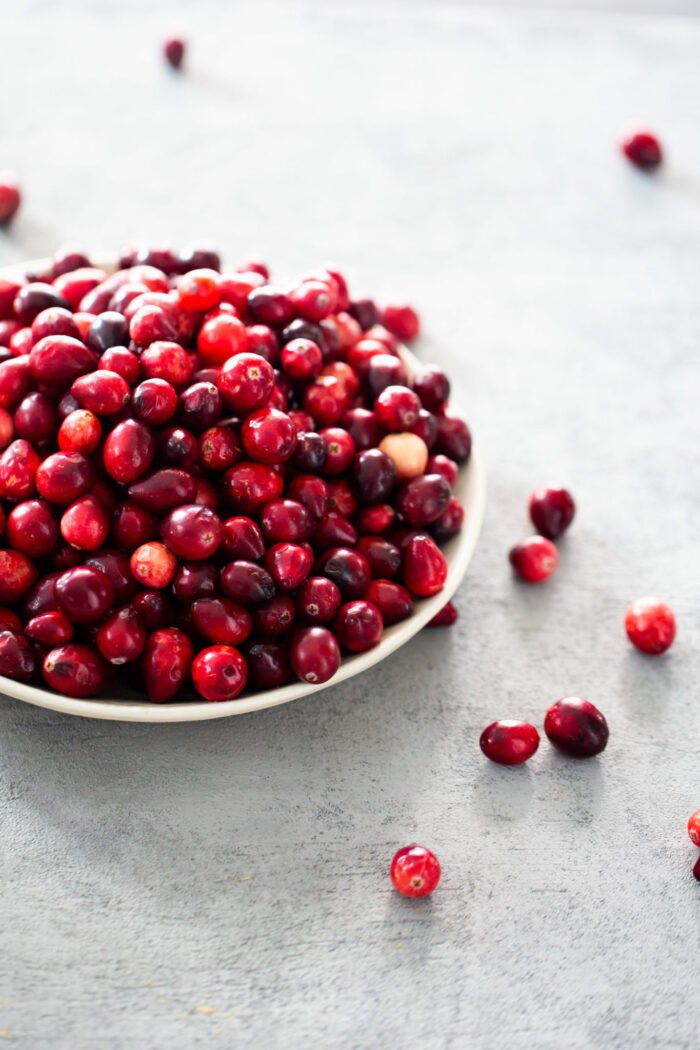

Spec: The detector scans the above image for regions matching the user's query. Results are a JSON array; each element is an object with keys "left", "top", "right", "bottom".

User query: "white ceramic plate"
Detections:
[{"left": 0, "top": 257, "right": 485, "bottom": 721}]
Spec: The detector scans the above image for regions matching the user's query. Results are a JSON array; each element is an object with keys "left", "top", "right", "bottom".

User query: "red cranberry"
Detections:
[
  {"left": 253, "top": 594, "right": 296, "bottom": 637},
  {"left": 221, "top": 560, "right": 276, "bottom": 606},
  {"left": 172, "top": 561, "right": 218, "bottom": 604},
  {"left": 529, "top": 487, "right": 576, "bottom": 540},
  {"left": 129, "top": 304, "right": 178, "bottom": 347},
  {"left": 366, "top": 579, "right": 413, "bottom": 624},
  {"left": 247, "top": 641, "right": 292, "bottom": 689},
  {"left": 402, "top": 534, "right": 447, "bottom": 597},
  {"left": 132, "top": 378, "right": 178, "bottom": 425},
  {"left": 0, "top": 407, "right": 13, "bottom": 448},
  {"left": 14, "top": 390, "right": 56, "bottom": 447},
  {"left": 315, "top": 547, "right": 370, "bottom": 600},
  {"left": 356, "top": 536, "right": 401, "bottom": 579},
  {"left": 86, "top": 312, "right": 129, "bottom": 353},
  {"left": 0, "top": 630, "right": 36, "bottom": 681},
  {"left": 177, "top": 268, "right": 221, "bottom": 312},
  {"left": 0, "top": 277, "right": 23, "bottom": 321},
  {"left": 622, "top": 131, "right": 662, "bottom": 171},
  {"left": 60, "top": 495, "right": 110, "bottom": 551},
  {"left": 313, "top": 511, "right": 358, "bottom": 552},
  {"left": 144, "top": 628, "right": 193, "bottom": 702},
  {"left": 290, "top": 626, "right": 340, "bottom": 684},
  {"left": 55, "top": 565, "right": 114, "bottom": 625},
  {"left": 351, "top": 448, "right": 396, "bottom": 504},
  {"left": 220, "top": 516, "right": 265, "bottom": 561},
  {"left": 198, "top": 425, "right": 241, "bottom": 472},
  {"left": 140, "top": 340, "right": 193, "bottom": 390},
  {"left": 247, "top": 286, "right": 294, "bottom": 327},
  {"left": 71, "top": 369, "right": 130, "bottom": 416},
  {"left": 127, "top": 468, "right": 196, "bottom": 513},
  {"left": 246, "top": 324, "right": 280, "bottom": 365},
  {"left": 0, "top": 356, "right": 32, "bottom": 410},
  {"left": 544, "top": 697, "right": 609, "bottom": 758},
  {"left": 29, "top": 335, "right": 97, "bottom": 388},
  {"left": 54, "top": 269, "right": 106, "bottom": 310},
  {"left": 31, "top": 307, "right": 81, "bottom": 342},
  {"left": 178, "top": 381, "right": 222, "bottom": 432},
  {"left": 58, "top": 409, "right": 102, "bottom": 455},
  {"left": 6, "top": 500, "right": 58, "bottom": 558},
  {"left": 132, "top": 591, "right": 174, "bottom": 631},
  {"left": 286, "top": 475, "right": 329, "bottom": 520},
  {"left": 97, "top": 605, "right": 147, "bottom": 664},
  {"left": 266, "top": 542, "right": 312, "bottom": 590},
  {"left": 397, "top": 474, "right": 451, "bottom": 526},
  {"left": 111, "top": 501, "right": 158, "bottom": 552},
  {"left": 427, "top": 454, "right": 458, "bottom": 488},
  {"left": 289, "top": 279, "right": 336, "bottom": 322},
  {"left": 42, "top": 644, "right": 108, "bottom": 697},
  {"left": 687, "top": 810, "right": 700, "bottom": 847},
  {"left": 374, "top": 385, "right": 421, "bottom": 432},
  {"left": 412, "top": 365, "right": 449, "bottom": 411},
  {"left": 218, "top": 270, "right": 264, "bottom": 312},
  {"left": 198, "top": 313, "right": 249, "bottom": 367},
  {"left": 318, "top": 427, "right": 355, "bottom": 475},
  {"left": 242, "top": 406, "right": 297, "bottom": 464},
  {"left": 164, "top": 37, "right": 185, "bottom": 69},
  {"left": 160, "top": 504, "right": 223, "bottom": 560},
  {"left": 427, "top": 601, "right": 458, "bottom": 627},
  {"left": 365, "top": 354, "right": 408, "bottom": 399},
  {"left": 224, "top": 462, "right": 284, "bottom": 513},
  {"left": 130, "top": 542, "right": 177, "bottom": 589},
  {"left": 191, "top": 597, "right": 252, "bottom": 646},
  {"left": 36, "top": 452, "right": 95, "bottom": 505},
  {"left": 357, "top": 503, "right": 395, "bottom": 536},
  {"left": 334, "top": 599, "right": 383, "bottom": 652},
  {"left": 390, "top": 844, "right": 440, "bottom": 898},
  {"left": 52, "top": 247, "right": 91, "bottom": 276},
  {"left": 624, "top": 598, "right": 676, "bottom": 655},
  {"left": 509, "top": 536, "right": 558, "bottom": 584},
  {"left": 693, "top": 856, "right": 700, "bottom": 883},
  {"left": 480, "top": 720, "right": 540, "bottom": 765},
  {"left": 22, "top": 572, "right": 61, "bottom": 618},
  {"left": 260, "top": 499, "right": 313, "bottom": 543},
  {"left": 431, "top": 497, "right": 464, "bottom": 542},
  {"left": 178, "top": 247, "right": 221, "bottom": 273},
  {"left": 341, "top": 408, "right": 383, "bottom": 452},
  {"left": 296, "top": 576, "right": 342, "bottom": 624},
  {"left": 99, "top": 346, "right": 140, "bottom": 385},
  {"left": 303, "top": 376, "right": 349, "bottom": 426},
  {"left": 434, "top": 414, "right": 471, "bottom": 462},
  {"left": 0, "top": 439, "right": 40, "bottom": 500},
  {"left": 321, "top": 362, "right": 360, "bottom": 398},
  {"left": 218, "top": 355, "right": 276, "bottom": 414},
  {"left": 191, "top": 645, "right": 248, "bottom": 702},
  {"left": 0, "top": 177, "right": 21, "bottom": 224},
  {"left": 25, "top": 611, "right": 74, "bottom": 648},
  {"left": 157, "top": 426, "right": 198, "bottom": 470},
  {"left": 281, "top": 338, "right": 323, "bottom": 381}
]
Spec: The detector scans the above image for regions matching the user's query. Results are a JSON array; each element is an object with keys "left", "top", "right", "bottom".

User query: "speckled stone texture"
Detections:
[{"left": 1, "top": 3, "right": 700, "bottom": 1048}]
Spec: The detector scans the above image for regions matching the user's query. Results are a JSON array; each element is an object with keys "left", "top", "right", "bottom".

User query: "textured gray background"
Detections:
[{"left": 1, "top": 3, "right": 700, "bottom": 1048}]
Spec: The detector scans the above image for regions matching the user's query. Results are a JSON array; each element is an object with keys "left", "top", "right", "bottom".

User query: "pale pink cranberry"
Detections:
[
  {"left": 379, "top": 432, "right": 428, "bottom": 481},
  {"left": 130, "top": 542, "right": 178, "bottom": 589},
  {"left": 624, "top": 598, "right": 676, "bottom": 655}
]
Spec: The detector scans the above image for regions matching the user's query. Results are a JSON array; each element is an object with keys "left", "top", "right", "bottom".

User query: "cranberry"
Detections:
[
  {"left": 253, "top": 594, "right": 296, "bottom": 636},
  {"left": 247, "top": 286, "right": 294, "bottom": 327},
  {"left": 529, "top": 487, "right": 576, "bottom": 540},
  {"left": 687, "top": 810, "right": 700, "bottom": 847},
  {"left": 54, "top": 269, "right": 106, "bottom": 310},
  {"left": 364, "top": 354, "right": 408, "bottom": 400},
  {"left": 326, "top": 479, "right": 356, "bottom": 518},
  {"left": 172, "top": 561, "right": 218, "bottom": 604},
  {"left": 622, "top": 131, "right": 662, "bottom": 171},
  {"left": 427, "top": 454, "right": 458, "bottom": 488},
  {"left": 86, "top": 311, "right": 129, "bottom": 353},
  {"left": 42, "top": 644, "right": 108, "bottom": 697},
  {"left": 281, "top": 338, "right": 323, "bottom": 381},
  {"left": 403, "top": 534, "right": 447, "bottom": 597},
  {"left": 296, "top": 576, "right": 342, "bottom": 623},
  {"left": 322, "top": 362, "right": 360, "bottom": 398},
  {"left": 693, "top": 856, "right": 700, "bottom": 883},
  {"left": 509, "top": 536, "right": 558, "bottom": 584},
  {"left": 84, "top": 549, "right": 137, "bottom": 604},
  {"left": 97, "top": 605, "right": 147, "bottom": 664},
  {"left": 246, "top": 324, "right": 280, "bottom": 365},
  {"left": 139, "top": 341, "right": 192, "bottom": 390},
  {"left": 55, "top": 565, "right": 114, "bottom": 624},
  {"left": 161, "top": 504, "right": 223, "bottom": 559},
  {"left": 60, "top": 495, "right": 110, "bottom": 550},
  {"left": 315, "top": 547, "right": 370, "bottom": 600},
  {"left": 286, "top": 475, "right": 330, "bottom": 521},
  {"left": 58, "top": 409, "right": 102, "bottom": 455},
  {"left": 390, "top": 844, "right": 440, "bottom": 898},
  {"left": 144, "top": 628, "right": 193, "bottom": 702},
  {"left": 290, "top": 626, "right": 340, "bottom": 684},
  {"left": 216, "top": 353, "right": 274, "bottom": 415},
  {"left": 374, "top": 386, "right": 421, "bottom": 432},
  {"left": 365, "top": 579, "right": 413, "bottom": 624},
  {"left": 412, "top": 367, "right": 449, "bottom": 413},
  {"left": 624, "top": 597, "right": 676, "bottom": 655},
  {"left": 22, "top": 572, "right": 61, "bottom": 618},
  {"left": 52, "top": 247, "right": 91, "bottom": 276},
  {"left": 0, "top": 439, "right": 40, "bottom": 500},
  {"left": 5, "top": 501, "right": 57, "bottom": 559},
  {"left": 303, "top": 376, "right": 349, "bottom": 427},
  {"left": 163, "top": 36, "right": 185, "bottom": 69},
  {"left": 29, "top": 336, "right": 97, "bottom": 388},
  {"left": 356, "top": 536, "right": 401, "bottom": 579},
  {"left": 25, "top": 611, "right": 74, "bottom": 648},
  {"left": 128, "top": 468, "right": 196, "bottom": 512},
  {"left": 334, "top": 599, "right": 383, "bottom": 652},
  {"left": 0, "top": 177, "right": 21, "bottom": 224},
  {"left": 357, "top": 503, "right": 395, "bottom": 536},
  {"left": 221, "top": 560, "right": 276, "bottom": 606},
  {"left": 15, "top": 284, "right": 70, "bottom": 326},
  {"left": 111, "top": 501, "right": 158, "bottom": 551},
  {"left": 179, "top": 247, "right": 221, "bottom": 273},
  {"left": 378, "top": 433, "right": 428, "bottom": 482},
  {"left": 259, "top": 500, "right": 312, "bottom": 544},
  {"left": 129, "top": 304, "right": 178, "bottom": 347},
  {"left": 0, "top": 630, "right": 36, "bottom": 682},
  {"left": 0, "top": 356, "right": 31, "bottom": 410},
  {"left": 544, "top": 697, "right": 609, "bottom": 758},
  {"left": 130, "top": 541, "right": 177, "bottom": 589},
  {"left": 219, "top": 516, "right": 264, "bottom": 562},
  {"left": 131, "top": 378, "right": 178, "bottom": 425},
  {"left": 198, "top": 425, "right": 241, "bottom": 472},
  {"left": 266, "top": 542, "right": 312, "bottom": 590},
  {"left": 397, "top": 474, "right": 451, "bottom": 526},
  {"left": 434, "top": 414, "right": 471, "bottom": 462},
  {"left": 197, "top": 313, "right": 249, "bottom": 367},
  {"left": 191, "top": 597, "right": 252, "bottom": 646},
  {"left": 191, "top": 645, "right": 248, "bottom": 702},
  {"left": 351, "top": 448, "right": 396, "bottom": 504},
  {"left": 348, "top": 299, "right": 379, "bottom": 331},
  {"left": 71, "top": 369, "right": 130, "bottom": 416},
  {"left": 241, "top": 406, "right": 297, "bottom": 464},
  {"left": 292, "top": 432, "right": 328, "bottom": 474},
  {"left": 479, "top": 720, "right": 540, "bottom": 765},
  {"left": 176, "top": 268, "right": 221, "bottom": 312},
  {"left": 31, "top": 307, "right": 81, "bottom": 342},
  {"left": 427, "top": 601, "right": 458, "bottom": 627},
  {"left": 313, "top": 511, "right": 358, "bottom": 552},
  {"left": 431, "top": 497, "right": 464, "bottom": 542},
  {"left": 99, "top": 346, "right": 140, "bottom": 385},
  {"left": 178, "top": 381, "right": 222, "bottom": 433},
  {"left": 318, "top": 427, "right": 355, "bottom": 475},
  {"left": 132, "top": 590, "right": 175, "bottom": 631},
  {"left": 0, "top": 407, "right": 13, "bottom": 448},
  {"left": 157, "top": 426, "right": 198, "bottom": 470},
  {"left": 247, "top": 641, "right": 291, "bottom": 689},
  {"left": 35, "top": 452, "right": 95, "bottom": 505},
  {"left": 289, "top": 279, "right": 336, "bottom": 322},
  {"left": 224, "top": 462, "right": 284, "bottom": 513}
]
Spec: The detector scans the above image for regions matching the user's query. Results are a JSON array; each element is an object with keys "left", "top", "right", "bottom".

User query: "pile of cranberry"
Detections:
[{"left": 0, "top": 247, "right": 471, "bottom": 703}]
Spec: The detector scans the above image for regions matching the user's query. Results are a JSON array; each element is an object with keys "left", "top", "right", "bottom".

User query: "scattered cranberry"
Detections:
[
  {"left": 544, "top": 697, "right": 609, "bottom": 759},
  {"left": 529, "top": 487, "right": 575, "bottom": 540},
  {"left": 390, "top": 844, "right": 440, "bottom": 898},
  {"left": 427, "top": 601, "right": 458, "bottom": 627},
  {"left": 480, "top": 720, "right": 540, "bottom": 765},
  {"left": 687, "top": 810, "right": 700, "bottom": 847},
  {"left": 622, "top": 131, "right": 663, "bottom": 171},
  {"left": 163, "top": 37, "right": 185, "bottom": 70},
  {"left": 624, "top": 597, "right": 676, "bottom": 655},
  {"left": 0, "top": 176, "right": 22, "bottom": 224},
  {"left": 509, "top": 536, "right": 557, "bottom": 584}
]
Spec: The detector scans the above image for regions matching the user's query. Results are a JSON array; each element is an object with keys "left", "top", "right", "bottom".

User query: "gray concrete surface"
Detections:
[{"left": 2, "top": 4, "right": 700, "bottom": 1048}]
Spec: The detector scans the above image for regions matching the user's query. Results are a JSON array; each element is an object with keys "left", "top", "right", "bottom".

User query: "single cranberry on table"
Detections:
[
  {"left": 687, "top": 810, "right": 700, "bottom": 847},
  {"left": 624, "top": 597, "right": 676, "bottom": 655},
  {"left": 509, "top": 535, "right": 558, "bottom": 584},
  {"left": 480, "top": 720, "right": 540, "bottom": 765},
  {"left": 544, "top": 697, "right": 609, "bottom": 758},
  {"left": 191, "top": 644, "right": 248, "bottom": 702},
  {"left": 163, "top": 37, "right": 186, "bottom": 70},
  {"left": 290, "top": 626, "right": 340, "bottom": 684},
  {"left": 390, "top": 844, "right": 440, "bottom": 898},
  {"left": 0, "top": 176, "right": 21, "bottom": 224},
  {"left": 621, "top": 131, "right": 663, "bottom": 171},
  {"left": 529, "top": 486, "right": 576, "bottom": 540},
  {"left": 427, "top": 601, "right": 458, "bottom": 627}
]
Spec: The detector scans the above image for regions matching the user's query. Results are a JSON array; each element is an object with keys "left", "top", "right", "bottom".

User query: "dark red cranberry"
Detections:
[
  {"left": 132, "top": 378, "right": 178, "bottom": 425},
  {"left": 221, "top": 561, "right": 276, "bottom": 606},
  {"left": 290, "top": 626, "right": 340, "bottom": 684},
  {"left": 247, "top": 641, "right": 291, "bottom": 689},
  {"left": 97, "top": 606, "right": 147, "bottom": 664},
  {"left": 693, "top": 856, "right": 700, "bottom": 883},
  {"left": 36, "top": 452, "right": 95, "bottom": 504},
  {"left": 25, "top": 611, "right": 74, "bottom": 648},
  {"left": 253, "top": 594, "right": 296, "bottom": 637},
  {"left": 84, "top": 549, "right": 137, "bottom": 604},
  {"left": 296, "top": 576, "right": 342, "bottom": 624},
  {"left": 246, "top": 324, "right": 280, "bottom": 365},
  {"left": 480, "top": 720, "right": 540, "bottom": 765},
  {"left": 14, "top": 284, "right": 70, "bottom": 326},
  {"left": 529, "top": 487, "right": 576, "bottom": 540},
  {"left": 410, "top": 409, "right": 438, "bottom": 450},
  {"left": 86, "top": 311, "right": 129, "bottom": 353},
  {"left": 622, "top": 131, "right": 662, "bottom": 171},
  {"left": 427, "top": 601, "right": 458, "bottom": 627},
  {"left": 0, "top": 178, "right": 21, "bottom": 225},
  {"left": 431, "top": 497, "right": 464, "bottom": 542},
  {"left": 129, "top": 304, "right": 178, "bottom": 347},
  {"left": 144, "top": 628, "right": 194, "bottom": 702},
  {"left": 163, "top": 37, "right": 185, "bottom": 69},
  {"left": 192, "top": 645, "right": 248, "bottom": 702},
  {"left": 178, "top": 247, "right": 221, "bottom": 273},
  {"left": 351, "top": 448, "right": 396, "bottom": 503},
  {"left": 544, "top": 697, "right": 609, "bottom": 758},
  {"left": 403, "top": 534, "right": 447, "bottom": 597},
  {"left": 132, "top": 590, "right": 175, "bottom": 631},
  {"left": 414, "top": 364, "right": 449, "bottom": 409},
  {"left": 55, "top": 566, "right": 114, "bottom": 625},
  {"left": 157, "top": 426, "right": 198, "bottom": 470},
  {"left": 260, "top": 499, "right": 313, "bottom": 543},
  {"left": 509, "top": 536, "right": 558, "bottom": 584},
  {"left": 390, "top": 844, "right": 440, "bottom": 898},
  {"left": 29, "top": 336, "right": 97, "bottom": 388},
  {"left": 266, "top": 542, "right": 312, "bottom": 590},
  {"left": 427, "top": 454, "right": 458, "bottom": 487},
  {"left": 365, "top": 354, "right": 408, "bottom": 399},
  {"left": 334, "top": 599, "right": 383, "bottom": 652},
  {"left": 292, "top": 431, "right": 328, "bottom": 475},
  {"left": 172, "top": 561, "right": 218, "bottom": 604},
  {"left": 356, "top": 536, "right": 401, "bottom": 579},
  {"left": 42, "top": 644, "right": 108, "bottom": 697},
  {"left": 178, "top": 381, "right": 222, "bottom": 432},
  {"left": 247, "top": 286, "right": 294, "bottom": 327},
  {"left": 347, "top": 298, "right": 379, "bottom": 331},
  {"left": 224, "top": 462, "right": 284, "bottom": 513},
  {"left": 160, "top": 504, "right": 223, "bottom": 560},
  {"left": 220, "top": 516, "right": 265, "bottom": 561},
  {"left": 242, "top": 407, "right": 297, "bottom": 464},
  {"left": 16, "top": 392, "right": 59, "bottom": 448},
  {"left": 127, "top": 468, "right": 196, "bottom": 512},
  {"left": 0, "top": 630, "right": 36, "bottom": 681},
  {"left": 191, "top": 597, "right": 252, "bottom": 646},
  {"left": 434, "top": 414, "right": 471, "bottom": 462},
  {"left": 22, "top": 572, "right": 61, "bottom": 619},
  {"left": 111, "top": 501, "right": 158, "bottom": 552},
  {"left": 624, "top": 598, "right": 676, "bottom": 655},
  {"left": 397, "top": 474, "right": 451, "bottom": 526},
  {"left": 366, "top": 579, "right": 413, "bottom": 624},
  {"left": 52, "top": 247, "right": 91, "bottom": 276},
  {"left": 303, "top": 376, "right": 349, "bottom": 426},
  {"left": 315, "top": 547, "right": 370, "bottom": 600},
  {"left": 286, "top": 475, "right": 330, "bottom": 520}
]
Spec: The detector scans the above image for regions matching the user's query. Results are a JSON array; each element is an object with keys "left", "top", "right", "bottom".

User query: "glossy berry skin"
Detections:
[
  {"left": 96, "top": 606, "right": 147, "bottom": 665},
  {"left": 390, "top": 844, "right": 440, "bottom": 898},
  {"left": 55, "top": 565, "right": 114, "bottom": 625},
  {"left": 25, "top": 611, "right": 74, "bottom": 648},
  {"left": 351, "top": 448, "right": 396, "bottom": 504},
  {"left": 265, "top": 543, "right": 312, "bottom": 590},
  {"left": 316, "top": 547, "right": 371, "bottom": 600},
  {"left": 290, "top": 626, "right": 340, "bottom": 685},
  {"left": 413, "top": 365, "right": 449, "bottom": 412},
  {"left": 130, "top": 542, "right": 177, "bottom": 589},
  {"left": 480, "top": 720, "right": 540, "bottom": 766},
  {"left": 0, "top": 549, "right": 39, "bottom": 604},
  {"left": 224, "top": 463, "right": 284, "bottom": 514},
  {"left": 6, "top": 500, "right": 59, "bottom": 558},
  {"left": 247, "top": 642, "right": 291, "bottom": 689},
  {"left": 217, "top": 352, "right": 273, "bottom": 413},
  {"left": 374, "top": 386, "right": 421, "bottom": 432},
  {"left": 36, "top": 451, "right": 95, "bottom": 505},
  {"left": 402, "top": 534, "right": 447, "bottom": 597},
  {"left": 296, "top": 576, "right": 342, "bottom": 624},
  {"left": 161, "top": 504, "right": 223, "bottom": 560},
  {"left": 0, "top": 630, "right": 36, "bottom": 682},
  {"left": 427, "top": 601, "right": 458, "bottom": 628},
  {"left": 529, "top": 487, "right": 576, "bottom": 540},
  {"left": 366, "top": 579, "right": 414, "bottom": 625},
  {"left": 58, "top": 409, "right": 102, "bottom": 455},
  {"left": 143, "top": 627, "right": 193, "bottom": 703},
  {"left": 544, "top": 697, "right": 609, "bottom": 759},
  {"left": 221, "top": 560, "right": 275, "bottom": 606},
  {"left": 509, "top": 536, "right": 558, "bottom": 584},
  {"left": 622, "top": 131, "right": 662, "bottom": 171},
  {"left": 164, "top": 37, "right": 185, "bottom": 69},
  {"left": 693, "top": 856, "right": 700, "bottom": 883},
  {"left": 253, "top": 594, "right": 295, "bottom": 637},
  {"left": 397, "top": 474, "right": 451, "bottom": 526},
  {"left": 191, "top": 645, "right": 248, "bottom": 702},
  {"left": 241, "top": 407, "right": 297, "bottom": 464},
  {"left": 334, "top": 600, "right": 383, "bottom": 652},
  {"left": 687, "top": 810, "right": 700, "bottom": 847},
  {"left": 60, "top": 495, "right": 110, "bottom": 551},
  {"left": 434, "top": 415, "right": 471, "bottom": 462},
  {"left": 42, "top": 644, "right": 108, "bottom": 698},
  {"left": 281, "top": 338, "right": 323, "bottom": 381},
  {"left": 192, "top": 597, "right": 252, "bottom": 646},
  {"left": 624, "top": 597, "right": 676, "bottom": 655}
]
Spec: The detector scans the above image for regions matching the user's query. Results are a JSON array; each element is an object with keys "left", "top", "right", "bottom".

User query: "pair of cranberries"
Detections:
[
  {"left": 480, "top": 696, "right": 609, "bottom": 766},
  {"left": 0, "top": 244, "right": 468, "bottom": 703},
  {"left": 509, "top": 485, "right": 575, "bottom": 583}
]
